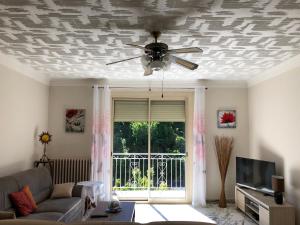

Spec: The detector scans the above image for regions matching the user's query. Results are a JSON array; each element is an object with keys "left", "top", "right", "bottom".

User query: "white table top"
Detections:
[{"left": 77, "top": 181, "right": 103, "bottom": 187}]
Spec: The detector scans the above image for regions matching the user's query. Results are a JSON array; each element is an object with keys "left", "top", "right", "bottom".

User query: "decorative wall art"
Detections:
[
  {"left": 65, "top": 109, "right": 85, "bottom": 133},
  {"left": 38, "top": 131, "right": 52, "bottom": 162},
  {"left": 217, "top": 110, "right": 236, "bottom": 128}
]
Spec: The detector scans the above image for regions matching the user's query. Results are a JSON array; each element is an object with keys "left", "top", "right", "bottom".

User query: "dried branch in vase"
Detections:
[{"left": 214, "top": 135, "right": 234, "bottom": 208}]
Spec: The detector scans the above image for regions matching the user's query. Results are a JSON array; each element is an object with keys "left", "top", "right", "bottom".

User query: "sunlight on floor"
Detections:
[
  {"left": 135, "top": 204, "right": 216, "bottom": 224},
  {"left": 116, "top": 190, "right": 185, "bottom": 199}
]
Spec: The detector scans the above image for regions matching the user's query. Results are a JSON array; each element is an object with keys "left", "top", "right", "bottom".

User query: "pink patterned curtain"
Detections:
[
  {"left": 192, "top": 87, "right": 206, "bottom": 207},
  {"left": 91, "top": 84, "right": 111, "bottom": 201}
]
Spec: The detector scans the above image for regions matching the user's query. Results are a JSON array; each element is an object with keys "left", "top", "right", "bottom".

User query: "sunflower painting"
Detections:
[
  {"left": 65, "top": 109, "right": 85, "bottom": 133},
  {"left": 217, "top": 110, "right": 236, "bottom": 128}
]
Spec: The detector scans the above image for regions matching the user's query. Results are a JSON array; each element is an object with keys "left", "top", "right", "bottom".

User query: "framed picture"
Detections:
[
  {"left": 217, "top": 110, "right": 236, "bottom": 128},
  {"left": 65, "top": 109, "right": 85, "bottom": 133}
]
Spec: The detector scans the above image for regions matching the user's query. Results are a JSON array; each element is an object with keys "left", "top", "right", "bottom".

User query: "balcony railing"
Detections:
[{"left": 112, "top": 153, "right": 186, "bottom": 191}]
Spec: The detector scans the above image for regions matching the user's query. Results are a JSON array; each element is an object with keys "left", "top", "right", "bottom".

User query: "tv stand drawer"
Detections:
[
  {"left": 236, "top": 189, "right": 245, "bottom": 212},
  {"left": 259, "top": 206, "right": 269, "bottom": 225}
]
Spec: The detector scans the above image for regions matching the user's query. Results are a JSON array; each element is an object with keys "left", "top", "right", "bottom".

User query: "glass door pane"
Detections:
[
  {"left": 112, "top": 122, "right": 149, "bottom": 200},
  {"left": 149, "top": 121, "right": 186, "bottom": 199}
]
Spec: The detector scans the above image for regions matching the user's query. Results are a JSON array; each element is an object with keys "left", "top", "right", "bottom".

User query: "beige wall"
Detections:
[
  {"left": 205, "top": 88, "right": 249, "bottom": 200},
  {"left": 48, "top": 86, "right": 93, "bottom": 158},
  {"left": 248, "top": 68, "right": 300, "bottom": 223},
  {"left": 0, "top": 64, "right": 49, "bottom": 177},
  {"left": 48, "top": 85, "right": 249, "bottom": 201}
]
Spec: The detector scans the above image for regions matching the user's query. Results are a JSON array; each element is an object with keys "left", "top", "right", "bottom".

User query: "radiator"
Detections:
[{"left": 52, "top": 158, "right": 91, "bottom": 184}]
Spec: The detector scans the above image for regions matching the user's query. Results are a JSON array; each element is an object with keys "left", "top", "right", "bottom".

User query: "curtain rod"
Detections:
[{"left": 92, "top": 86, "right": 208, "bottom": 90}]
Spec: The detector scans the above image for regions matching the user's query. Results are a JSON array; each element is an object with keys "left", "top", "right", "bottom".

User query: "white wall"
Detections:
[
  {"left": 48, "top": 86, "right": 93, "bottom": 158},
  {"left": 0, "top": 64, "right": 49, "bottom": 177},
  {"left": 248, "top": 68, "right": 300, "bottom": 224},
  {"left": 205, "top": 88, "right": 249, "bottom": 200},
  {"left": 48, "top": 84, "right": 249, "bottom": 201}
]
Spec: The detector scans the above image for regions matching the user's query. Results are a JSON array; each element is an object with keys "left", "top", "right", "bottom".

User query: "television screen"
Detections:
[{"left": 236, "top": 157, "right": 276, "bottom": 193}]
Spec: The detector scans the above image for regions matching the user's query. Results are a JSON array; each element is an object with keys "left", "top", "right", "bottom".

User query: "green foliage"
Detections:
[
  {"left": 113, "top": 121, "right": 185, "bottom": 154},
  {"left": 115, "top": 178, "right": 121, "bottom": 187},
  {"left": 130, "top": 122, "right": 148, "bottom": 153},
  {"left": 113, "top": 167, "right": 155, "bottom": 191},
  {"left": 120, "top": 138, "right": 129, "bottom": 153},
  {"left": 132, "top": 167, "right": 141, "bottom": 185},
  {"left": 113, "top": 121, "right": 186, "bottom": 190},
  {"left": 175, "top": 136, "right": 185, "bottom": 153},
  {"left": 159, "top": 181, "right": 168, "bottom": 191}
]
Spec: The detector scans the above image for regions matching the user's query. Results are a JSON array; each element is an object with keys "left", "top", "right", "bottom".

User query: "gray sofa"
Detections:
[{"left": 0, "top": 167, "right": 84, "bottom": 223}]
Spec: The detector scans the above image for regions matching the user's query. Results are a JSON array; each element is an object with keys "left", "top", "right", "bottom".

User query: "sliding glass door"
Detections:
[
  {"left": 149, "top": 101, "right": 186, "bottom": 199},
  {"left": 113, "top": 100, "right": 149, "bottom": 200},
  {"left": 112, "top": 99, "right": 186, "bottom": 201}
]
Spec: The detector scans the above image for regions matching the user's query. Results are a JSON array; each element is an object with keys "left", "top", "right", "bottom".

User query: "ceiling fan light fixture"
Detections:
[{"left": 150, "top": 60, "right": 164, "bottom": 71}]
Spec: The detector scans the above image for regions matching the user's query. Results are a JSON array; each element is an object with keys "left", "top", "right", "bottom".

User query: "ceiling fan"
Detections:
[{"left": 106, "top": 31, "right": 203, "bottom": 76}]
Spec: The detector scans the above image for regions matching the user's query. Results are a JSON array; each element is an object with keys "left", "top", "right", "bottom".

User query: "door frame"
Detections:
[{"left": 110, "top": 90, "right": 194, "bottom": 203}]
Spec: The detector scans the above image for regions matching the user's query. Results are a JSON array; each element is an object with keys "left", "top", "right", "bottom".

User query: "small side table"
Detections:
[
  {"left": 34, "top": 159, "right": 54, "bottom": 177},
  {"left": 77, "top": 181, "right": 104, "bottom": 204}
]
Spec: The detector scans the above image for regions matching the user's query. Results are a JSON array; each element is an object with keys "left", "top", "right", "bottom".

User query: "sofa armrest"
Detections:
[
  {"left": 0, "top": 211, "right": 16, "bottom": 220},
  {"left": 72, "top": 184, "right": 84, "bottom": 197}
]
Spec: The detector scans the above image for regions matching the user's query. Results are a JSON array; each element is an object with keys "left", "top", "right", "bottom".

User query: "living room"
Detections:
[{"left": 0, "top": 1, "right": 299, "bottom": 225}]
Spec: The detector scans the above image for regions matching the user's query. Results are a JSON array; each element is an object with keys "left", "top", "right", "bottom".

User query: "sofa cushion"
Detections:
[
  {"left": 0, "top": 219, "right": 63, "bottom": 225},
  {"left": 0, "top": 211, "right": 16, "bottom": 219},
  {"left": 36, "top": 197, "right": 81, "bottom": 213},
  {"left": 12, "top": 167, "right": 53, "bottom": 204},
  {"left": 0, "top": 176, "right": 19, "bottom": 210},
  {"left": 20, "top": 211, "right": 64, "bottom": 221}
]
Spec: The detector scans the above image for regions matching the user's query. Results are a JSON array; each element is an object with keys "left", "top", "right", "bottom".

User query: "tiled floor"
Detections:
[{"left": 135, "top": 203, "right": 256, "bottom": 225}]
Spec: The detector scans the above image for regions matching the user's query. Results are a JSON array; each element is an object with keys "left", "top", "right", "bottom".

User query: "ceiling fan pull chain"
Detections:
[
  {"left": 161, "top": 70, "right": 164, "bottom": 99},
  {"left": 149, "top": 80, "right": 152, "bottom": 92}
]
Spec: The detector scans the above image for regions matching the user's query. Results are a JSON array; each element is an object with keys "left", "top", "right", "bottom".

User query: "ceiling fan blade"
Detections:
[
  {"left": 168, "top": 47, "right": 203, "bottom": 54},
  {"left": 172, "top": 56, "right": 198, "bottom": 70},
  {"left": 144, "top": 67, "right": 153, "bottom": 76},
  {"left": 126, "top": 44, "right": 147, "bottom": 50},
  {"left": 106, "top": 56, "right": 142, "bottom": 65}
]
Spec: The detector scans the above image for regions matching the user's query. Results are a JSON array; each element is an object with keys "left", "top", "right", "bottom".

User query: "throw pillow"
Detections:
[
  {"left": 51, "top": 182, "right": 74, "bottom": 199},
  {"left": 9, "top": 191, "right": 33, "bottom": 216},
  {"left": 22, "top": 185, "right": 37, "bottom": 210}
]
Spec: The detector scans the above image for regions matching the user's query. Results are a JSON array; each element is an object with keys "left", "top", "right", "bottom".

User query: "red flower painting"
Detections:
[
  {"left": 218, "top": 110, "right": 236, "bottom": 128},
  {"left": 221, "top": 112, "right": 235, "bottom": 123},
  {"left": 65, "top": 109, "right": 85, "bottom": 132},
  {"left": 66, "top": 109, "right": 78, "bottom": 118}
]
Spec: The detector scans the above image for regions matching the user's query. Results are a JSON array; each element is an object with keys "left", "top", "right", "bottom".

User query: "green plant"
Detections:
[
  {"left": 159, "top": 181, "right": 168, "bottom": 191},
  {"left": 113, "top": 167, "right": 156, "bottom": 190},
  {"left": 115, "top": 178, "right": 121, "bottom": 187},
  {"left": 121, "top": 138, "right": 129, "bottom": 153}
]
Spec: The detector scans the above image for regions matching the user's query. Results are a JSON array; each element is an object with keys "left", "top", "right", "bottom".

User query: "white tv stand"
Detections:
[{"left": 235, "top": 185, "right": 295, "bottom": 225}]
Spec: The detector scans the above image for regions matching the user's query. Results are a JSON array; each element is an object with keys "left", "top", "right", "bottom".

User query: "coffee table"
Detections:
[{"left": 88, "top": 201, "right": 135, "bottom": 222}]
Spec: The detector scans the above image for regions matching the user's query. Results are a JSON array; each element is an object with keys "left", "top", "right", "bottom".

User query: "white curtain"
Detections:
[
  {"left": 91, "top": 84, "right": 111, "bottom": 201},
  {"left": 192, "top": 87, "right": 206, "bottom": 207}
]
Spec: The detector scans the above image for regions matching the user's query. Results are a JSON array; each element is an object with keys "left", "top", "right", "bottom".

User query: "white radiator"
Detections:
[{"left": 52, "top": 158, "right": 91, "bottom": 184}]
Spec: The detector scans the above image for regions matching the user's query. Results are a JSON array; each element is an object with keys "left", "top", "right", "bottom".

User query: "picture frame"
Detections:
[
  {"left": 217, "top": 110, "right": 236, "bottom": 128},
  {"left": 65, "top": 109, "right": 85, "bottom": 133}
]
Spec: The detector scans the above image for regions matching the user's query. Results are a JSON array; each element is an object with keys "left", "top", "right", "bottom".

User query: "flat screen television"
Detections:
[{"left": 236, "top": 157, "right": 276, "bottom": 194}]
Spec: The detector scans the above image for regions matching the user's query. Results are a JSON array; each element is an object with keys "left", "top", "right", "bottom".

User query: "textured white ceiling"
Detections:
[{"left": 0, "top": 0, "right": 300, "bottom": 80}]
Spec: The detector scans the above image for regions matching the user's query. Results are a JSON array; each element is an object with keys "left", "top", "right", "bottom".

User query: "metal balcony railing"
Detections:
[{"left": 112, "top": 153, "right": 186, "bottom": 191}]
